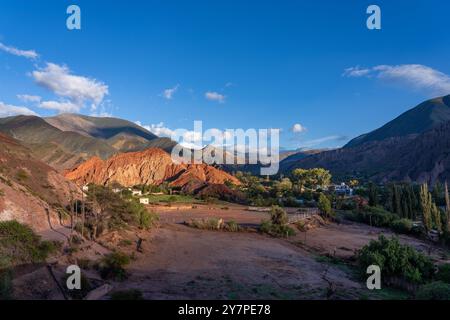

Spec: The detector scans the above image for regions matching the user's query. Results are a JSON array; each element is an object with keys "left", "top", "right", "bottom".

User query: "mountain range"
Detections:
[
  {"left": 0, "top": 114, "right": 176, "bottom": 170},
  {"left": 282, "top": 95, "right": 450, "bottom": 184}
]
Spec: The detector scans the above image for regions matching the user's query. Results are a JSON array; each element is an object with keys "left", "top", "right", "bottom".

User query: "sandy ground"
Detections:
[{"left": 111, "top": 204, "right": 366, "bottom": 300}]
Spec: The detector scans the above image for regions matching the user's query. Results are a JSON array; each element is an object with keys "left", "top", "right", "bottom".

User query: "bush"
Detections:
[
  {"left": 357, "top": 235, "right": 434, "bottom": 285},
  {"left": 0, "top": 221, "right": 57, "bottom": 268},
  {"left": 318, "top": 194, "right": 333, "bottom": 218},
  {"left": 436, "top": 264, "right": 450, "bottom": 284},
  {"left": 270, "top": 206, "right": 288, "bottom": 225},
  {"left": 97, "top": 252, "right": 130, "bottom": 281},
  {"left": 15, "top": 169, "right": 28, "bottom": 181},
  {"left": 223, "top": 220, "right": 240, "bottom": 232},
  {"left": 391, "top": 218, "right": 413, "bottom": 234},
  {"left": 260, "top": 206, "right": 296, "bottom": 237},
  {"left": 110, "top": 289, "right": 144, "bottom": 300},
  {"left": 138, "top": 209, "right": 159, "bottom": 230},
  {"left": 416, "top": 281, "right": 450, "bottom": 300},
  {"left": 348, "top": 206, "right": 399, "bottom": 228},
  {"left": 260, "top": 220, "right": 296, "bottom": 237}
]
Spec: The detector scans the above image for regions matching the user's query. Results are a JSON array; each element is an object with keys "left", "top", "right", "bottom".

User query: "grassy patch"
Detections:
[
  {"left": 15, "top": 169, "right": 29, "bottom": 182},
  {"left": 147, "top": 194, "right": 200, "bottom": 204},
  {"left": 186, "top": 218, "right": 243, "bottom": 232},
  {"left": 260, "top": 220, "right": 296, "bottom": 238},
  {"left": 96, "top": 251, "right": 130, "bottom": 281},
  {"left": 0, "top": 220, "right": 58, "bottom": 269}
]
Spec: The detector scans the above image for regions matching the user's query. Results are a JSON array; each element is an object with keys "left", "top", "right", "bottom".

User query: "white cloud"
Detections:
[
  {"left": 0, "top": 42, "right": 38, "bottom": 59},
  {"left": 17, "top": 94, "right": 41, "bottom": 103},
  {"left": 135, "top": 121, "right": 175, "bottom": 138},
  {"left": 205, "top": 91, "right": 226, "bottom": 103},
  {"left": 343, "top": 64, "right": 450, "bottom": 95},
  {"left": 292, "top": 123, "right": 307, "bottom": 133},
  {"left": 343, "top": 66, "right": 371, "bottom": 78},
  {"left": 32, "top": 63, "right": 109, "bottom": 111},
  {"left": 162, "top": 85, "right": 179, "bottom": 100},
  {"left": 0, "top": 102, "right": 38, "bottom": 117},
  {"left": 39, "top": 100, "right": 80, "bottom": 113}
]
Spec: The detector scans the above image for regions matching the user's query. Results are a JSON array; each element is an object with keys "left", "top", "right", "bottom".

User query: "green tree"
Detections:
[
  {"left": 445, "top": 182, "right": 450, "bottom": 233},
  {"left": 270, "top": 206, "right": 289, "bottom": 226},
  {"left": 368, "top": 182, "right": 378, "bottom": 207},
  {"left": 292, "top": 168, "right": 331, "bottom": 191},
  {"left": 318, "top": 193, "right": 333, "bottom": 218},
  {"left": 420, "top": 183, "right": 437, "bottom": 233}
]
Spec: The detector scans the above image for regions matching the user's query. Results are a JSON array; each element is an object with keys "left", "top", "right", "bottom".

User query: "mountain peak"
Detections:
[{"left": 345, "top": 95, "right": 450, "bottom": 148}]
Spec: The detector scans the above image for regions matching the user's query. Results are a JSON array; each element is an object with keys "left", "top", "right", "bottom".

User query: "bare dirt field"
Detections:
[
  {"left": 17, "top": 203, "right": 449, "bottom": 300},
  {"left": 109, "top": 204, "right": 368, "bottom": 299}
]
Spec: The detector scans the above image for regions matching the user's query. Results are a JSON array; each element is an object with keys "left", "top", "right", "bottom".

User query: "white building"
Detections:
[
  {"left": 334, "top": 183, "right": 353, "bottom": 196},
  {"left": 139, "top": 198, "right": 149, "bottom": 205},
  {"left": 132, "top": 190, "right": 142, "bottom": 197},
  {"left": 82, "top": 185, "right": 89, "bottom": 192}
]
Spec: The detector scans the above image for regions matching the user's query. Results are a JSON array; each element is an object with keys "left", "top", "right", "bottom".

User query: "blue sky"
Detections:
[{"left": 0, "top": 0, "right": 449, "bottom": 150}]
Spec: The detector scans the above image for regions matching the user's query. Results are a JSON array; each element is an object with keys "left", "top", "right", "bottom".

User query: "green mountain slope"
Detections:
[{"left": 345, "top": 95, "right": 450, "bottom": 148}]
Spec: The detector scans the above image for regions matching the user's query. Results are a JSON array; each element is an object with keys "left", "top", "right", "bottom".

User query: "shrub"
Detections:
[
  {"left": 391, "top": 218, "right": 413, "bottom": 234},
  {"left": 260, "top": 220, "right": 296, "bottom": 237},
  {"left": 357, "top": 235, "right": 434, "bottom": 285},
  {"left": 349, "top": 206, "right": 398, "bottom": 228},
  {"left": 138, "top": 209, "right": 159, "bottom": 230},
  {"left": 260, "top": 206, "right": 296, "bottom": 237},
  {"left": 97, "top": 251, "right": 130, "bottom": 281},
  {"left": 318, "top": 194, "right": 333, "bottom": 218},
  {"left": 224, "top": 220, "right": 240, "bottom": 232},
  {"left": 110, "top": 289, "right": 144, "bottom": 300},
  {"left": 0, "top": 189, "right": 4, "bottom": 197},
  {"left": 270, "top": 206, "right": 288, "bottom": 225},
  {"left": 416, "top": 281, "right": 450, "bottom": 300},
  {"left": 15, "top": 169, "right": 28, "bottom": 181},
  {"left": 0, "top": 221, "right": 57, "bottom": 268},
  {"left": 436, "top": 264, "right": 450, "bottom": 284}
]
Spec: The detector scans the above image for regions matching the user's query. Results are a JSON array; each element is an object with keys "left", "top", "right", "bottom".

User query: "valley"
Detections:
[{"left": 2, "top": 94, "right": 450, "bottom": 300}]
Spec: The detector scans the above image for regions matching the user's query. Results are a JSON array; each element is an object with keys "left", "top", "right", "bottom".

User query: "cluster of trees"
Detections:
[
  {"left": 70, "top": 185, "right": 158, "bottom": 240},
  {"left": 352, "top": 181, "right": 450, "bottom": 241},
  {"left": 358, "top": 235, "right": 450, "bottom": 298},
  {"left": 235, "top": 168, "right": 333, "bottom": 207}
]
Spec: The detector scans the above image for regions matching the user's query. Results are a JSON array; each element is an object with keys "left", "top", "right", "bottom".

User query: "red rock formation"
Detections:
[{"left": 65, "top": 148, "right": 240, "bottom": 191}]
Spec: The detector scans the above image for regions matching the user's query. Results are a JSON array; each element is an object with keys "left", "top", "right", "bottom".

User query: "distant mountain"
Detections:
[
  {"left": 45, "top": 113, "right": 175, "bottom": 153},
  {"left": 282, "top": 95, "right": 450, "bottom": 185},
  {"left": 345, "top": 95, "right": 450, "bottom": 148},
  {"left": 0, "top": 115, "right": 117, "bottom": 170},
  {"left": 65, "top": 147, "right": 241, "bottom": 194},
  {"left": 45, "top": 113, "right": 157, "bottom": 141},
  {"left": 0, "top": 114, "right": 178, "bottom": 170},
  {"left": 0, "top": 133, "right": 79, "bottom": 232}
]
